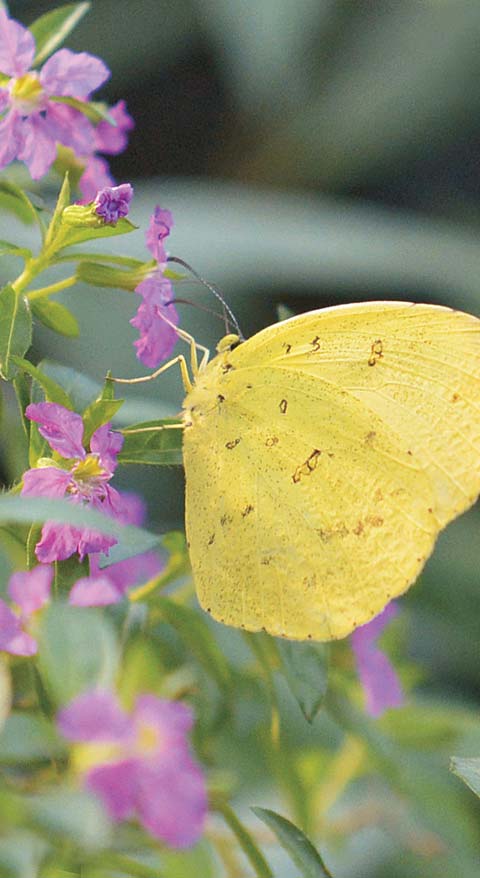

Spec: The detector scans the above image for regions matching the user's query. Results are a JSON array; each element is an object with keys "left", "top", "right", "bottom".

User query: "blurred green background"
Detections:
[{"left": 2, "top": 2, "right": 480, "bottom": 875}]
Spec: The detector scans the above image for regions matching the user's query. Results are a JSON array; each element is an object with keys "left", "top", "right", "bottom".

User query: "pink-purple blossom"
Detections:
[
  {"left": 69, "top": 493, "right": 164, "bottom": 607},
  {"left": 21, "top": 403, "right": 125, "bottom": 564},
  {"left": 0, "top": 9, "right": 111, "bottom": 180},
  {"left": 130, "top": 206, "right": 179, "bottom": 368},
  {"left": 57, "top": 689, "right": 208, "bottom": 848},
  {"left": 0, "top": 566, "right": 52, "bottom": 656},
  {"left": 351, "top": 603, "right": 404, "bottom": 717},
  {"left": 93, "top": 183, "right": 133, "bottom": 224}
]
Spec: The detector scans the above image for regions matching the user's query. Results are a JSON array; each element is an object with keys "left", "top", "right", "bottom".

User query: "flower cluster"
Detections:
[
  {"left": 58, "top": 689, "right": 207, "bottom": 847},
  {"left": 21, "top": 403, "right": 125, "bottom": 563},
  {"left": 0, "top": 566, "right": 52, "bottom": 656},
  {"left": 0, "top": 9, "right": 133, "bottom": 199}
]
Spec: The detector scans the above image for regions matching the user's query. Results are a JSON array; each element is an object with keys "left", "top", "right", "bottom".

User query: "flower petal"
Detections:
[
  {"left": 136, "top": 756, "right": 207, "bottom": 848},
  {"left": 0, "top": 10, "right": 35, "bottom": 77},
  {"left": 35, "top": 521, "right": 85, "bottom": 564},
  {"left": 93, "top": 183, "right": 133, "bottom": 224},
  {"left": 131, "top": 272, "right": 178, "bottom": 368},
  {"left": 16, "top": 114, "right": 58, "bottom": 180},
  {"left": 351, "top": 603, "right": 404, "bottom": 718},
  {"left": 22, "top": 466, "right": 71, "bottom": 498},
  {"left": 90, "top": 424, "right": 123, "bottom": 474},
  {"left": 0, "top": 599, "right": 22, "bottom": 650},
  {"left": 145, "top": 205, "right": 173, "bottom": 264},
  {"left": 94, "top": 100, "right": 134, "bottom": 155},
  {"left": 0, "top": 111, "right": 23, "bottom": 172},
  {"left": 133, "top": 696, "right": 194, "bottom": 748},
  {"left": 58, "top": 690, "right": 131, "bottom": 743},
  {"left": 26, "top": 403, "right": 85, "bottom": 459},
  {"left": 86, "top": 759, "right": 138, "bottom": 821},
  {"left": 40, "top": 49, "right": 110, "bottom": 98},
  {"left": 8, "top": 565, "right": 53, "bottom": 616},
  {"left": 69, "top": 575, "right": 124, "bottom": 607},
  {"left": 44, "top": 102, "right": 95, "bottom": 156}
]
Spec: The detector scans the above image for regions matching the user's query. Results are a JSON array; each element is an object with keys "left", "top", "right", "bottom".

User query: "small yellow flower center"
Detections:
[
  {"left": 71, "top": 741, "right": 123, "bottom": 775},
  {"left": 136, "top": 722, "right": 160, "bottom": 755},
  {"left": 73, "top": 455, "right": 105, "bottom": 482},
  {"left": 9, "top": 73, "right": 45, "bottom": 113}
]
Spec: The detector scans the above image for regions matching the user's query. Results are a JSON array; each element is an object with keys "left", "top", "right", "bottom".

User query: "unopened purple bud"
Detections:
[{"left": 94, "top": 183, "right": 133, "bottom": 224}]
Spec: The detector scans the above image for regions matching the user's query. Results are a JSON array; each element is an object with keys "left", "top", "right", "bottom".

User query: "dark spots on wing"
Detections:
[
  {"left": 208, "top": 533, "right": 215, "bottom": 546},
  {"left": 282, "top": 342, "right": 292, "bottom": 354},
  {"left": 279, "top": 398, "right": 288, "bottom": 414},
  {"left": 225, "top": 438, "right": 240, "bottom": 449},
  {"left": 366, "top": 515, "right": 384, "bottom": 527},
  {"left": 311, "top": 335, "right": 321, "bottom": 352},
  {"left": 374, "top": 488, "right": 383, "bottom": 502},
  {"left": 407, "top": 449, "right": 413, "bottom": 456},
  {"left": 292, "top": 449, "right": 321, "bottom": 483},
  {"left": 365, "top": 430, "right": 376, "bottom": 444},
  {"left": 451, "top": 392, "right": 460, "bottom": 403},
  {"left": 220, "top": 513, "right": 233, "bottom": 527},
  {"left": 221, "top": 362, "right": 234, "bottom": 374},
  {"left": 307, "top": 634, "right": 312, "bottom": 640},
  {"left": 353, "top": 520, "right": 364, "bottom": 536},
  {"left": 186, "top": 540, "right": 190, "bottom": 549},
  {"left": 368, "top": 339, "right": 383, "bottom": 366},
  {"left": 317, "top": 523, "right": 349, "bottom": 542},
  {"left": 242, "top": 504, "right": 254, "bottom": 517},
  {"left": 217, "top": 394, "right": 225, "bottom": 404},
  {"left": 206, "top": 607, "right": 211, "bottom": 613},
  {"left": 265, "top": 436, "right": 279, "bottom": 447},
  {"left": 427, "top": 507, "right": 433, "bottom": 514},
  {"left": 246, "top": 383, "right": 253, "bottom": 389},
  {"left": 261, "top": 557, "right": 271, "bottom": 566},
  {"left": 327, "top": 451, "right": 335, "bottom": 458}
]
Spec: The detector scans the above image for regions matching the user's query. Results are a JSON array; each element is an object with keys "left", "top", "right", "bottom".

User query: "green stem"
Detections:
[
  {"left": 102, "top": 854, "right": 166, "bottom": 878},
  {"left": 214, "top": 800, "right": 274, "bottom": 878},
  {"left": 27, "top": 275, "right": 77, "bottom": 300}
]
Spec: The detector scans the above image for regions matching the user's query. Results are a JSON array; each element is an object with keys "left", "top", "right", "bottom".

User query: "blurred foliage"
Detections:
[{"left": 1, "top": 1, "right": 480, "bottom": 875}]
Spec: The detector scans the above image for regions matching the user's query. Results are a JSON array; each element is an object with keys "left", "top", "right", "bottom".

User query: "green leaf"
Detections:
[
  {"left": 215, "top": 801, "right": 273, "bottom": 878},
  {"left": 58, "top": 215, "right": 137, "bottom": 249},
  {"left": 0, "top": 181, "right": 42, "bottom": 228},
  {"left": 0, "top": 714, "right": 64, "bottom": 764},
  {"left": 30, "top": 297, "right": 80, "bottom": 337},
  {"left": 0, "top": 240, "right": 31, "bottom": 260},
  {"left": 77, "top": 259, "right": 146, "bottom": 291},
  {"left": 0, "top": 285, "right": 32, "bottom": 380},
  {"left": 82, "top": 397, "right": 124, "bottom": 444},
  {"left": 119, "top": 419, "right": 184, "bottom": 466},
  {"left": 275, "top": 639, "right": 329, "bottom": 723},
  {"left": 37, "top": 603, "right": 119, "bottom": 704},
  {"left": 450, "top": 756, "right": 480, "bottom": 798},
  {"left": 31, "top": 2, "right": 91, "bottom": 66},
  {"left": 252, "top": 808, "right": 333, "bottom": 878},
  {"left": 44, "top": 173, "right": 70, "bottom": 252},
  {"left": 10, "top": 357, "right": 72, "bottom": 408},
  {"left": 55, "top": 250, "right": 146, "bottom": 268},
  {"left": 156, "top": 597, "right": 232, "bottom": 691}
]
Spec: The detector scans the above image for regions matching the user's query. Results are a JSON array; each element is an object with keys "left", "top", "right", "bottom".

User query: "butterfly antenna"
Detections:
[
  {"left": 168, "top": 255, "right": 244, "bottom": 340},
  {"left": 165, "top": 295, "right": 234, "bottom": 326}
]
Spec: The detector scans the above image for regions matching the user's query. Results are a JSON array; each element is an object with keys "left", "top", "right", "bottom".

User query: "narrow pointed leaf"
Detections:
[
  {"left": 51, "top": 95, "right": 115, "bottom": 125},
  {"left": 11, "top": 357, "right": 72, "bottom": 408},
  {"left": 44, "top": 173, "right": 70, "bottom": 251},
  {"left": 0, "top": 181, "right": 42, "bottom": 228},
  {"left": 275, "top": 639, "right": 329, "bottom": 723},
  {"left": 450, "top": 757, "right": 480, "bottom": 798},
  {"left": 31, "top": 2, "right": 91, "bottom": 66},
  {"left": 0, "top": 240, "right": 31, "bottom": 259},
  {"left": 252, "top": 808, "right": 333, "bottom": 878},
  {"left": 30, "top": 298, "right": 79, "bottom": 337},
  {"left": 118, "top": 419, "right": 183, "bottom": 466},
  {"left": 58, "top": 216, "right": 137, "bottom": 249},
  {"left": 82, "top": 398, "right": 124, "bottom": 445},
  {"left": 0, "top": 285, "right": 32, "bottom": 380}
]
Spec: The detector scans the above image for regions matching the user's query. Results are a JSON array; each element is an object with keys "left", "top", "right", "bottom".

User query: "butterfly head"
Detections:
[{"left": 216, "top": 334, "right": 241, "bottom": 354}]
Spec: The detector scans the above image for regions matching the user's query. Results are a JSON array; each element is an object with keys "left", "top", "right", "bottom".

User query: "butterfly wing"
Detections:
[{"left": 183, "top": 301, "right": 480, "bottom": 640}]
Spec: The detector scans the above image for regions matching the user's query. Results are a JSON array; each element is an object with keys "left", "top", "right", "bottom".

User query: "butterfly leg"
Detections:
[{"left": 110, "top": 354, "right": 193, "bottom": 393}]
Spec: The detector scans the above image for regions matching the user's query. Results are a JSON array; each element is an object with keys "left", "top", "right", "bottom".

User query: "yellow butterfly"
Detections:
[{"left": 123, "top": 300, "right": 480, "bottom": 641}]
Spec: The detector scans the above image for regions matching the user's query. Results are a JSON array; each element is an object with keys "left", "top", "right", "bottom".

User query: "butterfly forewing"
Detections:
[{"left": 182, "top": 301, "right": 480, "bottom": 640}]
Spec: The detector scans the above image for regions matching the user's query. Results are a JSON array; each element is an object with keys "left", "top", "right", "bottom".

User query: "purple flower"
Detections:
[
  {"left": 69, "top": 493, "right": 164, "bottom": 607},
  {"left": 0, "top": 566, "right": 52, "bottom": 656},
  {"left": 93, "top": 183, "right": 133, "bottom": 224},
  {"left": 21, "top": 403, "right": 125, "bottom": 564},
  {"left": 0, "top": 9, "right": 111, "bottom": 180},
  {"left": 79, "top": 100, "right": 135, "bottom": 201},
  {"left": 57, "top": 690, "right": 208, "bottom": 848},
  {"left": 351, "top": 603, "right": 404, "bottom": 717},
  {"left": 130, "top": 206, "right": 179, "bottom": 368}
]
